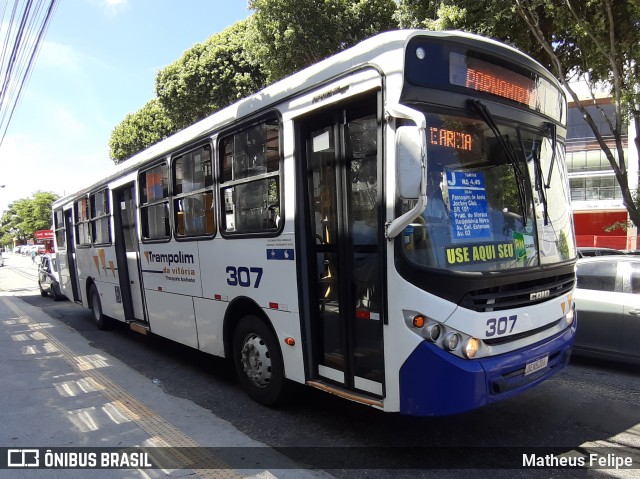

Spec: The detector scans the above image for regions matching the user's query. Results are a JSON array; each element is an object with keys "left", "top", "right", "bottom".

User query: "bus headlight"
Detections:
[
  {"left": 565, "top": 305, "right": 575, "bottom": 325},
  {"left": 463, "top": 337, "right": 480, "bottom": 359},
  {"left": 423, "top": 323, "right": 442, "bottom": 342},
  {"left": 403, "top": 310, "right": 482, "bottom": 359},
  {"left": 443, "top": 332, "right": 460, "bottom": 351}
]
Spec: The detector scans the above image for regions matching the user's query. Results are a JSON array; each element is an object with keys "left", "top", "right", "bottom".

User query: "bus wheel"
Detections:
[
  {"left": 90, "top": 284, "right": 109, "bottom": 330},
  {"left": 51, "top": 285, "right": 62, "bottom": 301},
  {"left": 232, "top": 315, "right": 288, "bottom": 407}
]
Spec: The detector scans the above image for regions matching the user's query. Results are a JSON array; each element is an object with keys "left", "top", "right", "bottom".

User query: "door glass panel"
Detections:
[
  {"left": 308, "top": 125, "right": 345, "bottom": 372},
  {"left": 120, "top": 187, "right": 137, "bottom": 253},
  {"left": 347, "top": 114, "right": 383, "bottom": 384},
  {"left": 310, "top": 126, "right": 338, "bottom": 246},
  {"left": 317, "top": 252, "right": 344, "bottom": 370}
]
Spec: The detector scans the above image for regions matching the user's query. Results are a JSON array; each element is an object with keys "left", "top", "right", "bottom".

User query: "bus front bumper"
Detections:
[{"left": 399, "top": 322, "right": 576, "bottom": 416}]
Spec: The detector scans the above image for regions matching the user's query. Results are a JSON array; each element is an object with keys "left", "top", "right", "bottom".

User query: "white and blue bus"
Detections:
[{"left": 52, "top": 30, "right": 577, "bottom": 416}]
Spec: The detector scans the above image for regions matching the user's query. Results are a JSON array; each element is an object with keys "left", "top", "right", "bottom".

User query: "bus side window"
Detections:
[
  {"left": 54, "top": 208, "right": 66, "bottom": 250},
  {"left": 90, "top": 189, "right": 111, "bottom": 245},
  {"left": 237, "top": 182, "right": 266, "bottom": 231},
  {"left": 74, "top": 197, "right": 91, "bottom": 246},
  {"left": 219, "top": 117, "right": 281, "bottom": 235},
  {"left": 140, "top": 162, "right": 171, "bottom": 241},
  {"left": 173, "top": 145, "right": 215, "bottom": 238}
]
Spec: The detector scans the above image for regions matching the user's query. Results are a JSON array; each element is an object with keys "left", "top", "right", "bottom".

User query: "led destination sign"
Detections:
[
  {"left": 465, "top": 67, "right": 533, "bottom": 105},
  {"left": 403, "top": 38, "right": 565, "bottom": 120},
  {"left": 429, "top": 127, "right": 473, "bottom": 151},
  {"left": 449, "top": 51, "right": 563, "bottom": 118}
]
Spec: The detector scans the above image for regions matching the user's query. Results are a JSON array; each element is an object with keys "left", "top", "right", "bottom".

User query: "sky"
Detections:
[{"left": 0, "top": 0, "right": 251, "bottom": 212}]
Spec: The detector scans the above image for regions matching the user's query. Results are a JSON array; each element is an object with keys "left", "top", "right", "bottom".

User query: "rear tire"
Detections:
[
  {"left": 232, "top": 315, "right": 288, "bottom": 407},
  {"left": 90, "top": 284, "right": 109, "bottom": 330},
  {"left": 51, "top": 285, "right": 62, "bottom": 301},
  {"left": 39, "top": 282, "right": 47, "bottom": 297}
]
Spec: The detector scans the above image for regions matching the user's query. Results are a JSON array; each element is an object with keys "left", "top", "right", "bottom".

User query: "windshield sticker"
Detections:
[
  {"left": 446, "top": 171, "right": 492, "bottom": 241},
  {"left": 513, "top": 232, "right": 536, "bottom": 262},
  {"left": 445, "top": 241, "right": 516, "bottom": 266}
]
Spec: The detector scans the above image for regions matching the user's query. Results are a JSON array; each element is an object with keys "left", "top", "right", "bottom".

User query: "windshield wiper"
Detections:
[
  {"left": 545, "top": 122, "right": 557, "bottom": 188},
  {"left": 521, "top": 132, "right": 550, "bottom": 226},
  {"left": 469, "top": 100, "right": 528, "bottom": 226}
]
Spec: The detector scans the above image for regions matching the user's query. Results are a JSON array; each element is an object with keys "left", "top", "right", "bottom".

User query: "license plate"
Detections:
[{"left": 524, "top": 355, "right": 549, "bottom": 376}]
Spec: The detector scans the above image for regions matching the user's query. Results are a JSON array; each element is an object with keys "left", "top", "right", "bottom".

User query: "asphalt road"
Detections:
[{"left": 2, "top": 252, "right": 639, "bottom": 478}]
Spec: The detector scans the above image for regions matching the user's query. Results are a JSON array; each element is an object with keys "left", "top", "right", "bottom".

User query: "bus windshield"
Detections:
[{"left": 401, "top": 110, "right": 576, "bottom": 272}]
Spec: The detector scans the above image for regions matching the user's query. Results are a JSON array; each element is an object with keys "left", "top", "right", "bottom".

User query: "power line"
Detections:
[{"left": 0, "top": 0, "right": 58, "bottom": 150}]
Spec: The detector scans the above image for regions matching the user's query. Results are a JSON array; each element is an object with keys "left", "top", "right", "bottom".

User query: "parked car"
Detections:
[
  {"left": 573, "top": 256, "right": 640, "bottom": 365},
  {"left": 38, "top": 254, "right": 63, "bottom": 300},
  {"left": 576, "top": 247, "right": 624, "bottom": 258}
]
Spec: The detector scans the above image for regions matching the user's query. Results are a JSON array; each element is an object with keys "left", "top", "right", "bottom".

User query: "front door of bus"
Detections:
[
  {"left": 301, "top": 97, "right": 385, "bottom": 397},
  {"left": 113, "top": 183, "right": 146, "bottom": 322}
]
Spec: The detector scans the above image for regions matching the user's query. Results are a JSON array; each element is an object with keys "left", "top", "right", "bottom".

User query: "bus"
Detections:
[{"left": 51, "top": 29, "right": 577, "bottom": 416}]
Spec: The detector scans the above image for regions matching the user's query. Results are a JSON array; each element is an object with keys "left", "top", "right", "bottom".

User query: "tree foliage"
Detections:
[
  {"left": 0, "top": 191, "right": 59, "bottom": 246},
  {"left": 155, "top": 19, "right": 266, "bottom": 130},
  {"left": 395, "top": 0, "right": 445, "bottom": 29},
  {"left": 109, "top": 98, "right": 175, "bottom": 164},
  {"left": 247, "top": 0, "right": 398, "bottom": 82}
]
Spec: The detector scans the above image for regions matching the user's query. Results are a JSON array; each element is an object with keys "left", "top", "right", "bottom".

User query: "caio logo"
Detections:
[{"left": 530, "top": 290, "right": 550, "bottom": 301}]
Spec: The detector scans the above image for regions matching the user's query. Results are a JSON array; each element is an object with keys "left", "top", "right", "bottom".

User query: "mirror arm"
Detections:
[
  {"left": 385, "top": 104, "right": 426, "bottom": 129},
  {"left": 385, "top": 104, "right": 428, "bottom": 239},
  {"left": 385, "top": 195, "right": 427, "bottom": 239}
]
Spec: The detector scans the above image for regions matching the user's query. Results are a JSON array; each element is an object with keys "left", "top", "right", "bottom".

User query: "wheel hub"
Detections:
[{"left": 240, "top": 333, "right": 272, "bottom": 388}]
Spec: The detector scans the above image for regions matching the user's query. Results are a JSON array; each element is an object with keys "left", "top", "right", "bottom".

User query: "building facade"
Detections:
[{"left": 566, "top": 95, "right": 638, "bottom": 250}]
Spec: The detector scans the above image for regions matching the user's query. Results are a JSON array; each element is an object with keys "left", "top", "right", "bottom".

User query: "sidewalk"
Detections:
[{"left": 0, "top": 253, "right": 330, "bottom": 478}]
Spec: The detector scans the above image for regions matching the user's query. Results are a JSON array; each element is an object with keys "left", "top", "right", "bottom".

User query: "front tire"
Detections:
[
  {"left": 90, "top": 284, "right": 109, "bottom": 330},
  {"left": 232, "top": 315, "right": 288, "bottom": 407}
]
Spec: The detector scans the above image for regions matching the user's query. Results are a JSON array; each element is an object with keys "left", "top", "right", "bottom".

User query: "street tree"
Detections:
[
  {"left": 0, "top": 207, "right": 21, "bottom": 246},
  {"left": 247, "top": 0, "right": 398, "bottom": 82},
  {"left": 155, "top": 19, "right": 266, "bottom": 131},
  {"left": 109, "top": 98, "right": 175, "bottom": 164},
  {"left": 515, "top": 0, "right": 640, "bottom": 228},
  {"left": 395, "top": 0, "right": 444, "bottom": 29},
  {"left": 0, "top": 191, "right": 59, "bottom": 246},
  {"left": 109, "top": 20, "right": 263, "bottom": 164}
]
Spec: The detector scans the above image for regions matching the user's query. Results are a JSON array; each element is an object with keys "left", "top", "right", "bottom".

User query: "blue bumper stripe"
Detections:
[{"left": 399, "top": 323, "right": 576, "bottom": 416}]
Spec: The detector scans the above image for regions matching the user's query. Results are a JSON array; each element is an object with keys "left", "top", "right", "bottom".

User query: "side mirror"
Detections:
[{"left": 396, "top": 126, "right": 424, "bottom": 199}]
